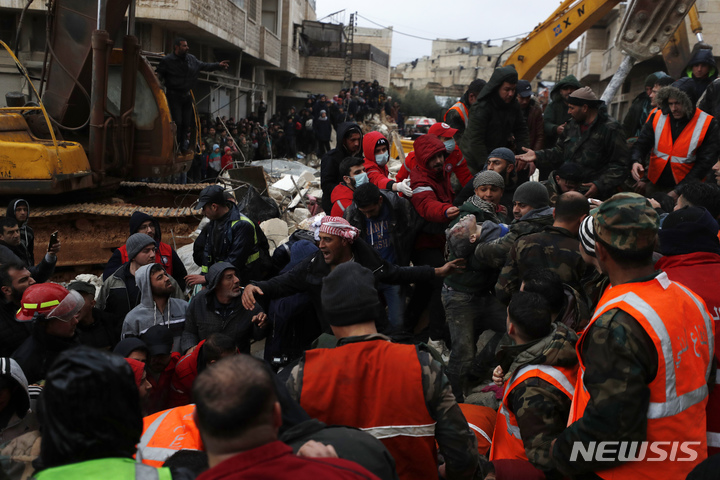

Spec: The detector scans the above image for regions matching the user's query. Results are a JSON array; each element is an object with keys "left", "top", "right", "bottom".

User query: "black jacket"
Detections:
[
  {"left": 77, "top": 308, "right": 124, "bottom": 351},
  {"left": 6, "top": 199, "right": 34, "bottom": 266},
  {"left": 314, "top": 116, "right": 332, "bottom": 142},
  {"left": 459, "top": 66, "right": 530, "bottom": 173},
  {"left": 320, "top": 122, "right": 363, "bottom": 212},
  {"left": 12, "top": 321, "right": 80, "bottom": 384},
  {"left": 156, "top": 52, "right": 223, "bottom": 95},
  {"left": 0, "top": 242, "right": 55, "bottom": 284},
  {"left": 344, "top": 191, "right": 423, "bottom": 267},
  {"left": 253, "top": 238, "right": 435, "bottom": 330},
  {"left": 0, "top": 300, "right": 30, "bottom": 357}
]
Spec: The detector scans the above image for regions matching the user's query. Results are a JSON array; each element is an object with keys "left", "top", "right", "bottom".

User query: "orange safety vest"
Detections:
[
  {"left": 647, "top": 108, "right": 713, "bottom": 185},
  {"left": 444, "top": 101, "right": 469, "bottom": 127},
  {"left": 137, "top": 404, "right": 203, "bottom": 468},
  {"left": 489, "top": 364, "right": 577, "bottom": 462},
  {"left": 568, "top": 272, "right": 714, "bottom": 479},
  {"left": 300, "top": 340, "right": 438, "bottom": 480},
  {"left": 458, "top": 403, "right": 496, "bottom": 456},
  {"left": 119, "top": 241, "right": 174, "bottom": 275}
]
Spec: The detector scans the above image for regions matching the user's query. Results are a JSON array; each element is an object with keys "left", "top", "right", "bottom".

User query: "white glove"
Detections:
[{"left": 396, "top": 178, "right": 413, "bottom": 197}]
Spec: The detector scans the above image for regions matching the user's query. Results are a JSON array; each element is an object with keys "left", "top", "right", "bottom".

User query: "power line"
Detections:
[{"left": 355, "top": 14, "right": 530, "bottom": 43}]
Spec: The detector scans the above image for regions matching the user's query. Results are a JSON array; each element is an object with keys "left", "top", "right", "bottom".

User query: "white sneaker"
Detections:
[{"left": 427, "top": 338, "right": 451, "bottom": 364}]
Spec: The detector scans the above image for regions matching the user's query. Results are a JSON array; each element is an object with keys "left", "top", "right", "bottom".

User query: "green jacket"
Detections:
[
  {"left": 543, "top": 75, "right": 581, "bottom": 149},
  {"left": 495, "top": 226, "right": 587, "bottom": 305},
  {"left": 471, "top": 207, "right": 554, "bottom": 271},
  {"left": 535, "top": 106, "right": 630, "bottom": 199},
  {"left": 459, "top": 67, "right": 529, "bottom": 174},
  {"left": 34, "top": 457, "right": 174, "bottom": 480}
]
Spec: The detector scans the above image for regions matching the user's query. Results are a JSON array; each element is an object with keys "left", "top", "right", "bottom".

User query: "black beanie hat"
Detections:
[
  {"left": 322, "top": 262, "right": 380, "bottom": 327},
  {"left": 659, "top": 206, "right": 720, "bottom": 256}
]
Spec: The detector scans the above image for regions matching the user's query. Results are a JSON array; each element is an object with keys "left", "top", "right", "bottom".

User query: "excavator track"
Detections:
[{"left": 30, "top": 201, "right": 202, "bottom": 280}]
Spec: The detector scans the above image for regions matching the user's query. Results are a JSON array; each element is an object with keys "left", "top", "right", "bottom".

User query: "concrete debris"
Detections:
[
  {"left": 270, "top": 171, "right": 315, "bottom": 193},
  {"left": 260, "top": 218, "right": 289, "bottom": 254},
  {"left": 252, "top": 159, "right": 317, "bottom": 177},
  {"left": 71, "top": 274, "right": 103, "bottom": 300}
]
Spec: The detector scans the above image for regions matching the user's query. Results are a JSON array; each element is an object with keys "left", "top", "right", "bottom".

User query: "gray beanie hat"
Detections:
[
  {"left": 206, "top": 262, "right": 235, "bottom": 291},
  {"left": 473, "top": 170, "right": 505, "bottom": 190},
  {"left": 488, "top": 147, "right": 516, "bottom": 165},
  {"left": 126, "top": 233, "right": 155, "bottom": 261},
  {"left": 322, "top": 262, "right": 381, "bottom": 327},
  {"left": 513, "top": 181, "right": 550, "bottom": 209}
]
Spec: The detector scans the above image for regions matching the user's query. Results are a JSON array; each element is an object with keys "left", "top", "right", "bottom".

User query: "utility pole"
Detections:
[{"left": 343, "top": 12, "right": 356, "bottom": 90}]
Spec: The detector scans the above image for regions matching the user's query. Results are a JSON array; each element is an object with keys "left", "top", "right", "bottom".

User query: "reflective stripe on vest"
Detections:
[
  {"left": 648, "top": 109, "right": 713, "bottom": 184},
  {"left": 337, "top": 201, "right": 346, "bottom": 212},
  {"left": 444, "top": 102, "right": 469, "bottom": 126},
  {"left": 569, "top": 272, "right": 711, "bottom": 479},
  {"left": 138, "top": 405, "right": 201, "bottom": 467},
  {"left": 490, "top": 363, "right": 576, "bottom": 462},
  {"left": 300, "top": 341, "right": 438, "bottom": 480}
]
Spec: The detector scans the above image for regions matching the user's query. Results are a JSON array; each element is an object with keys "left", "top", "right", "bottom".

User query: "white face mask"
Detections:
[
  {"left": 376, "top": 152, "right": 390, "bottom": 166},
  {"left": 353, "top": 172, "right": 369, "bottom": 187},
  {"left": 444, "top": 139, "right": 456, "bottom": 153}
]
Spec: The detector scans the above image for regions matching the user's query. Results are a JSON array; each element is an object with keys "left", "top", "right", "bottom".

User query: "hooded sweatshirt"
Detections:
[
  {"left": 459, "top": 66, "right": 530, "bottom": 174},
  {"left": 0, "top": 357, "right": 38, "bottom": 445},
  {"left": 362, "top": 131, "right": 394, "bottom": 190},
  {"left": 543, "top": 75, "right": 582, "bottom": 148},
  {"left": 321, "top": 122, "right": 363, "bottom": 212},
  {"left": 122, "top": 264, "right": 188, "bottom": 353},
  {"left": 6, "top": 199, "right": 34, "bottom": 266},
  {"left": 685, "top": 48, "right": 718, "bottom": 101}
]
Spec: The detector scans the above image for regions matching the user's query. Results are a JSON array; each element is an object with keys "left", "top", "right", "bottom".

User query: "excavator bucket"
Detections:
[
  {"left": 615, "top": 0, "right": 697, "bottom": 61},
  {"left": 662, "top": 19, "right": 692, "bottom": 79}
]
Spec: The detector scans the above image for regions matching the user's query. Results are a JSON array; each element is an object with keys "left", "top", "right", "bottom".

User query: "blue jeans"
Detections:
[
  {"left": 441, "top": 285, "right": 506, "bottom": 392},
  {"left": 377, "top": 283, "right": 403, "bottom": 328}
]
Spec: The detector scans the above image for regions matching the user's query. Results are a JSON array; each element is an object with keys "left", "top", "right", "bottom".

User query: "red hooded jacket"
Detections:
[
  {"left": 168, "top": 339, "right": 206, "bottom": 408},
  {"left": 330, "top": 183, "right": 355, "bottom": 217},
  {"left": 397, "top": 145, "right": 473, "bottom": 187},
  {"left": 363, "top": 131, "right": 395, "bottom": 190},
  {"left": 409, "top": 135, "right": 454, "bottom": 250}
]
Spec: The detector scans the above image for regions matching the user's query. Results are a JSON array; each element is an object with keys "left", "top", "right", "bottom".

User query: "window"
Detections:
[
  {"left": 248, "top": 0, "right": 257, "bottom": 22},
  {"left": 229, "top": 0, "right": 245, "bottom": 10},
  {"left": 262, "top": 0, "right": 279, "bottom": 34}
]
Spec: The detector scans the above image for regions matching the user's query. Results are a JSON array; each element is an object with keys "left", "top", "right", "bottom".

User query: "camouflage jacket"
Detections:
[
  {"left": 581, "top": 269, "right": 611, "bottom": 311},
  {"left": 535, "top": 107, "right": 630, "bottom": 199},
  {"left": 496, "top": 323, "right": 579, "bottom": 476},
  {"left": 552, "top": 276, "right": 660, "bottom": 477},
  {"left": 471, "top": 207, "right": 554, "bottom": 271},
  {"left": 495, "top": 226, "right": 587, "bottom": 305},
  {"left": 286, "top": 334, "right": 483, "bottom": 480},
  {"left": 540, "top": 171, "right": 562, "bottom": 207}
]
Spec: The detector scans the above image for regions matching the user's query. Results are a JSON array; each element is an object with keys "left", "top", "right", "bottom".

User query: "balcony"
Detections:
[
  {"left": 577, "top": 50, "right": 603, "bottom": 83},
  {"left": 260, "top": 26, "right": 281, "bottom": 67}
]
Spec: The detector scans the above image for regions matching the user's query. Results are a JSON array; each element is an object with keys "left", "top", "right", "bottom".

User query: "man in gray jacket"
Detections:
[{"left": 122, "top": 264, "right": 188, "bottom": 352}]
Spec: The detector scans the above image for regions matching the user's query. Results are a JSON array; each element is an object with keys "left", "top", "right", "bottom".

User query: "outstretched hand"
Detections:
[
  {"left": 435, "top": 258, "right": 466, "bottom": 277},
  {"left": 242, "top": 284, "right": 263, "bottom": 310}
]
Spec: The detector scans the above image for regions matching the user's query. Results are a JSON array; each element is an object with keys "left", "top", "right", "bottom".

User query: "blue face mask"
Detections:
[
  {"left": 375, "top": 152, "right": 390, "bottom": 166},
  {"left": 353, "top": 172, "right": 369, "bottom": 187},
  {"left": 444, "top": 139, "right": 456, "bottom": 153}
]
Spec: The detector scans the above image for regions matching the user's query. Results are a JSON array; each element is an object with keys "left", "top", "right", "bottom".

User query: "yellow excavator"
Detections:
[
  {"left": 0, "top": 0, "right": 194, "bottom": 196},
  {"left": 503, "top": 0, "right": 709, "bottom": 102}
]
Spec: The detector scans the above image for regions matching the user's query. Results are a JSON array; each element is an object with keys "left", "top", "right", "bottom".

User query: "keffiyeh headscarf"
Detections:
[{"left": 315, "top": 215, "right": 359, "bottom": 243}]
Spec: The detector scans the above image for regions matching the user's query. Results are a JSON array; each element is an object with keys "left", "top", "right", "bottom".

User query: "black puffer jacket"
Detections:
[{"left": 459, "top": 66, "right": 529, "bottom": 174}]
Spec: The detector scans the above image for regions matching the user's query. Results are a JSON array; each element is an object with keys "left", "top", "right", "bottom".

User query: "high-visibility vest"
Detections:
[
  {"left": 458, "top": 403, "right": 496, "bottom": 456},
  {"left": 119, "top": 242, "right": 175, "bottom": 275},
  {"left": 300, "top": 340, "right": 438, "bottom": 480},
  {"left": 137, "top": 405, "right": 202, "bottom": 468},
  {"left": 201, "top": 215, "right": 260, "bottom": 274},
  {"left": 647, "top": 108, "right": 713, "bottom": 185},
  {"left": 444, "top": 101, "right": 469, "bottom": 127},
  {"left": 33, "top": 457, "right": 173, "bottom": 480},
  {"left": 568, "top": 271, "right": 714, "bottom": 479},
  {"left": 489, "top": 364, "right": 577, "bottom": 462}
]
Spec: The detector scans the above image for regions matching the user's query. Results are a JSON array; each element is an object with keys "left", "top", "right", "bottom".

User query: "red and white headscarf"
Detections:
[{"left": 317, "top": 216, "right": 359, "bottom": 243}]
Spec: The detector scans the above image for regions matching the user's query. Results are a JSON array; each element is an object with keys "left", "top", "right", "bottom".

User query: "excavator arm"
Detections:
[{"left": 504, "top": 0, "right": 621, "bottom": 80}]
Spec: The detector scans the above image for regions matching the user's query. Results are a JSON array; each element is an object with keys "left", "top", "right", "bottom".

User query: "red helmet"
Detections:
[{"left": 16, "top": 283, "right": 84, "bottom": 322}]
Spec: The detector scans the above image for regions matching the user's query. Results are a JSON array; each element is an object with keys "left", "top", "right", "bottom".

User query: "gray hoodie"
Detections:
[{"left": 121, "top": 264, "right": 188, "bottom": 352}]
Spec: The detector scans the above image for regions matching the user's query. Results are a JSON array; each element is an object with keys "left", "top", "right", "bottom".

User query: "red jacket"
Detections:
[
  {"left": 363, "top": 131, "right": 394, "bottom": 190},
  {"left": 168, "top": 340, "right": 206, "bottom": 408},
  {"left": 119, "top": 241, "right": 175, "bottom": 275},
  {"left": 330, "top": 183, "right": 355, "bottom": 217},
  {"left": 147, "top": 352, "right": 181, "bottom": 414},
  {"left": 409, "top": 135, "right": 454, "bottom": 250},
  {"left": 656, "top": 251, "right": 720, "bottom": 456},
  {"left": 397, "top": 145, "right": 473, "bottom": 187},
  {"left": 197, "top": 440, "right": 379, "bottom": 480},
  {"left": 221, "top": 153, "right": 233, "bottom": 170}
]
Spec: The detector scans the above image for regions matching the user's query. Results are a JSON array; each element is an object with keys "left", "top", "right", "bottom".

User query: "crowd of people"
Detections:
[{"left": 1, "top": 46, "right": 720, "bottom": 480}]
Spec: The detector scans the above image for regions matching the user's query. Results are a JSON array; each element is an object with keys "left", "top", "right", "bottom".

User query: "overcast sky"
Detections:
[{"left": 315, "top": 0, "right": 574, "bottom": 66}]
